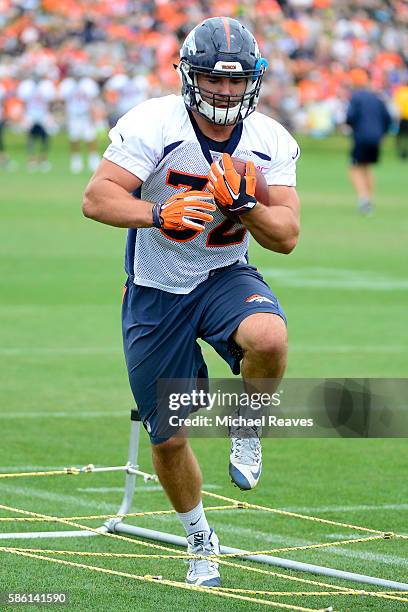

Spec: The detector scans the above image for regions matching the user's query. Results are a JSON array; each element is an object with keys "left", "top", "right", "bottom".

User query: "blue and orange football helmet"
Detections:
[{"left": 178, "top": 17, "right": 268, "bottom": 126}]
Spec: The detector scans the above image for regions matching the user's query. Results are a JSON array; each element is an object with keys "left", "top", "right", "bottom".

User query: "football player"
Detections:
[
  {"left": 103, "top": 69, "right": 148, "bottom": 128},
  {"left": 59, "top": 65, "right": 101, "bottom": 174},
  {"left": 83, "top": 17, "right": 300, "bottom": 587},
  {"left": 17, "top": 72, "right": 56, "bottom": 172}
]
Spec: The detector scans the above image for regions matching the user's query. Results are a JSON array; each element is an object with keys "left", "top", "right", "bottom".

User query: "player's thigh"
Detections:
[
  {"left": 122, "top": 279, "right": 206, "bottom": 442},
  {"left": 199, "top": 264, "right": 286, "bottom": 374}
]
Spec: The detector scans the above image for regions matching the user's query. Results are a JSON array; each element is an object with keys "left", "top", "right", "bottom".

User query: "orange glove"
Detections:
[
  {"left": 152, "top": 190, "right": 216, "bottom": 232},
  {"left": 207, "top": 153, "right": 257, "bottom": 215}
]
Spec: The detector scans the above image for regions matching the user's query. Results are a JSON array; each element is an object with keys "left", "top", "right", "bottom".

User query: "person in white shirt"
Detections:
[
  {"left": 17, "top": 75, "right": 56, "bottom": 171},
  {"left": 83, "top": 17, "right": 300, "bottom": 588},
  {"left": 104, "top": 70, "right": 148, "bottom": 127},
  {"left": 59, "top": 68, "right": 101, "bottom": 173}
]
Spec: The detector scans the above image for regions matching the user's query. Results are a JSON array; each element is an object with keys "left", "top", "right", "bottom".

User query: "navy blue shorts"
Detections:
[
  {"left": 122, "top": 263, "right": 286, "bottom": 444},
  {"left": 351, "top": 141, "right": 380, "bottom": 165},
  {"left": 29, "top": 123, "right": 48, "bottom": 141}
]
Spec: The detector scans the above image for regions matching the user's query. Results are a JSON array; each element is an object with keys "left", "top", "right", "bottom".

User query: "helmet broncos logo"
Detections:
[{"left": 178, "top": 17, "right": 268, "bottom": 126}]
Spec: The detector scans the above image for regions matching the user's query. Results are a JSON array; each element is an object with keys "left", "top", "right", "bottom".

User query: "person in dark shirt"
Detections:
[{"left": 346, "top": 69, "right": 391, "bottom": 215}]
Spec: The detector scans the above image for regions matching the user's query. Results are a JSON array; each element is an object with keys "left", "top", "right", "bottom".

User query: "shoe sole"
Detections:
[
  {"left": 186, "top": 577, "right": 221, "bottom": 587},
  {"left": 229, "top": 464, "right": 260, "bottom": 490}
]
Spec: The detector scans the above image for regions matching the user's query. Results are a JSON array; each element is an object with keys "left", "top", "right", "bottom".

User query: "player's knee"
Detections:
[
  {"left": 243, "top": 319, "right": 287, "bottom": 361},
  {"left": 152, "top": 435, "right": 188, "bottom": 458},
  {"left": 251, "top": 334, "right": 287, "bottom": 363}
]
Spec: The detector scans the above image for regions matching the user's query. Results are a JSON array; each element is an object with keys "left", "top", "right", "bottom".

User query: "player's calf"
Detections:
[{"left": 151, "top": 436, "right": 203, "bottom": 513}]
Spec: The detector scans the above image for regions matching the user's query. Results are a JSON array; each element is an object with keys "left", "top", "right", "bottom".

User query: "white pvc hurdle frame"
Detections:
[
  {"left": 1, "top": 409, "right": 408, "bottom": 593},
  {"left": 106, "top": 410, "right": 408, "bottom": 592}
]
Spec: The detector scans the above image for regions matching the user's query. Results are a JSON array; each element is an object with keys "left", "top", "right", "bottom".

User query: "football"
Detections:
[
  {"left": 231, "top": 157, "right": 270, "bottom": 207},
  {"left": 215, "top": 157, "right": 270, "bottom": 222}
]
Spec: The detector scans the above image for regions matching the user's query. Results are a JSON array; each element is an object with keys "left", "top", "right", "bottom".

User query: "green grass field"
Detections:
[{"left": 0, "top": 132, "right": 407, "bottom": 611}]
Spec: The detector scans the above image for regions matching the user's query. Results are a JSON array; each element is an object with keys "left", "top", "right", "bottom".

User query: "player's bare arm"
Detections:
[
  {"left": 83, "top": 159, "right": 215, "bottom": 231},
  {"left": 82, "top": 159, "right": 151, "bottom": 228},
  {"left": 240, "top": 185, "right": 300, "bottom": 253}
]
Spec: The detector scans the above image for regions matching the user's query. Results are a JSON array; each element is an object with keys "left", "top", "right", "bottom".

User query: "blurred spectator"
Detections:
[
  {"left": 17, "top": 72, "right": 56, "bottom": 171},
  {"left": 393, "top": 76, "right": 408, "bottom": 159},
  {"left": 103, "top": 70, "right": 148, "bottom": 127},
  {"left": 346, "top": 68, "right": 391, "bottom": 215},
  {"left": 0, "top": 0, "right": 407, "bottom": 139},
  {"left": 59, "top": 67, "right": 101, "bottom": 173}
]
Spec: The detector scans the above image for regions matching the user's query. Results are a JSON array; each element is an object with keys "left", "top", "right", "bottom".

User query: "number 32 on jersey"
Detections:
[{"left": 163, "top": 169, "right": 247, "bottom": 247}]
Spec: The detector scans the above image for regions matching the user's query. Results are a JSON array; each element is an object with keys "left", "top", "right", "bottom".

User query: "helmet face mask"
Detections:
[{"left": 178, "top": 17, "right": 268, "bottom": 126}]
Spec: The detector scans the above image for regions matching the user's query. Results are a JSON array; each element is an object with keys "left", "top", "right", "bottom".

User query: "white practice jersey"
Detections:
[
  {"left": 17, "top": 79, "right": 56, "bottom": 126},
  {"left": 104, "top": 73, "right": 148, "bottom": 117},
  {"left": 104, "top": 95, "right": 300, "bottom": 294},
  {"left": 59, "top": 77, "right": 99, "bottom": 119}
]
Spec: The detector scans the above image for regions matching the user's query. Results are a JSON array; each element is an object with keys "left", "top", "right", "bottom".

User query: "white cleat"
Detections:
[
  {"left": 229, "top": 424, "right": 262, "bottom": 490},
  {"left": 186, "top": 529, "right": 221, "bottom": 587}
]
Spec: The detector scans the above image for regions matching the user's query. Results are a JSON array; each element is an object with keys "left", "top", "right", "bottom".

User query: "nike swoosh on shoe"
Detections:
[{"left": 250, "top": 466, "right": 262, "bottom": 479}]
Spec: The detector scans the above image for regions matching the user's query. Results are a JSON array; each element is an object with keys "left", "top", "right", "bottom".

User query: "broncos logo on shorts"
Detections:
[{"left": 245, "top": 293, "right": 274, "bottom": 304}]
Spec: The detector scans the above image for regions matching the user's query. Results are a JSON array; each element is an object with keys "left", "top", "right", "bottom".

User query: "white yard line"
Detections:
[
  {"left": 263, "top": 267, "right": 408, "bottom": 290},
  {"left": 149, "top": 503, "right": 408, "bottom": 517},
  {"left": 289, "top": 345, "right": 406, "bottom": 353},
  {"left": 0, "top": 484, "right": 117, "bottom": 513},
  {"left": 242, "top": 526, "right": 408, "bottom": 568},
  {"left": 327, "top": 532, "right": 408, "bottom": 539},
  {"left": 0, "top": 347, "right": 121, "bottom": 356},
  {"left": 0, "top": 465, "right": 72, "bottom": 473},
  {"left": 3, "top": 345, "right": 406, "bottom": 358},
  {"left": 269, "top": 280, "right": 408, "bottom": 290},
  {"left": 0, "top": 411, "right": 128, "bottom": 419},
  {"left": 282, "top": 503, "right": 408, "bottom": 513},
  {"left": 220, "top": 526, "right": 408, "bottom": 569},
  {"left": 77, "top": 483, "right": 221, "bottom": 494},
  {"left": 0, "top": 530, "right": 97, "bottom": 540},
  {"left": 0, "top": 343, "right": 407, "bottom": 358},
  {"left": 77, "top": 486, "right": 149, "bottom": 494}
]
